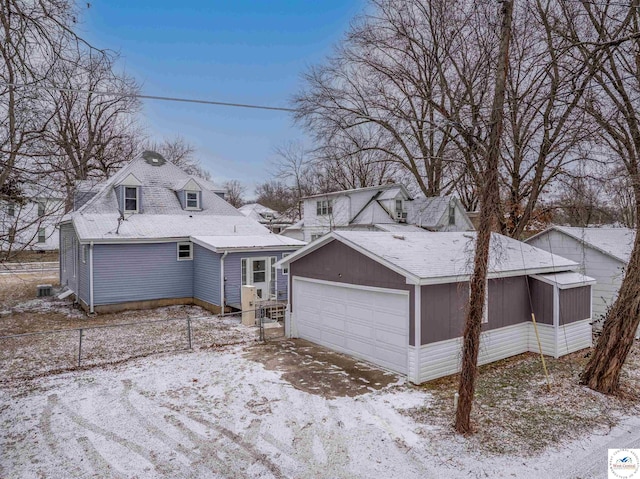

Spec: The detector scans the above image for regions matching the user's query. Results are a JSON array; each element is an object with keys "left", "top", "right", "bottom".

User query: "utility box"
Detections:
[
  {"left": 37, "top": 284, "right": 52, "bottom": 297},
  {"left": 241, "top": 285, "right": 257, "bottom": 326}
]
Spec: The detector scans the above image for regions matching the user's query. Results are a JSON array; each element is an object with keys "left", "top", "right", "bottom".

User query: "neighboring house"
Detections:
[
  {"left": 526, "top": 226, "right": 635, "bottom": 324},
  {"left": 59, "top": 151, "right": 305, "bottom": 313},
  {"left": 1, "top": 186, "right": 64, "bottom": 253},
  {"left": 278, "top": 231, "right": 594, "bottom": 383},
  {"left": 239, "top": 203, "right": 293, "bottom": 234},
  {"left": 280, "top": 184, "right": 473, "bottom": 242}
]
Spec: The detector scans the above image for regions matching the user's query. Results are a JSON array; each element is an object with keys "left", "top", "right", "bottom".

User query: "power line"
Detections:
[{"left": 0, "top": 81, "right": 296, "bottom": 113}]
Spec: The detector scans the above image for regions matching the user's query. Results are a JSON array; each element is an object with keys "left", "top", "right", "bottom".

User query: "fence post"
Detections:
[
  {"left": 187, "top": 317, "right": 192, "bottom": 350},
  {"left": 78, "top": 328, "right": 83, "bottom": 367}
]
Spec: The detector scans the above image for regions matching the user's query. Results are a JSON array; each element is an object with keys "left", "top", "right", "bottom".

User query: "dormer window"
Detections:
[
  {"left": 186, "top": 191, "right": 199, "bottom": 209},
  {"left": 395, "top": 199, "right": 403, "bottom": 213},
  {"left": 124, "top": 187, "right": 138, "bottom": 213}
]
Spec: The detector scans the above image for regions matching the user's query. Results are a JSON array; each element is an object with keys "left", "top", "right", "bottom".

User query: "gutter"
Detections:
[{"left": 220, "top": 251, "right": 228, "bottom": 311}]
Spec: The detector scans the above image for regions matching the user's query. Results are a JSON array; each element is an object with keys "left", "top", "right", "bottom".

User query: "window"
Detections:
[
  {"left": 8, "top": 226, "right": 15, "bottom": 244},
  {"left": 253, "top": 259, "right": 266, "bottom": 283},
  {"left": 395, "top": 199, "right": 403, "bottom": 213},
  {"left": 37, "top": 201, "right": 45, "bottom": 217},
  {"left": 282, "top": 252, "right": 291, "bottom": 275},
  {"left": 37, "top": 228, "right": 46, "bottom": 243},
  {"left": 124, "top": 187, "right": 138, "bottom": 213},
  {"left": 241, "top": 258, "right": 248, "bottom": 285},
  {"left": 7, "top": 202, "right": 14, "bottom": 217},
  {"left": 311, "top": 234, "right": 322, "bottom": 241},
  {"left": 177, "top": 242, "right": 193, "bottom": 260},
  {"left": 316, "top": 199, "right": 332, "bottom": 216},
  {"left": 186, "top": 191, "right": 199, "bottom": 209},
  {"left": 449, "top": 204, "right": 456, "bottom": 225}
]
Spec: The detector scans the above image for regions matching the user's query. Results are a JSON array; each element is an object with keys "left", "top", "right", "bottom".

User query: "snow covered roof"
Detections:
[
  {"left": 528, "top": 226, "right": 635, "bottom": 263},
  {"left": 303, "top": 183, "right": 411, "bottom": 200},
  {"left": 406, "top": 196, "right": 452, "bottom": 228},
  {"left": 191, "top": 234, "right": 305, "bottom": 252},
  {"left": 279, "top": 231, "right": 578, "bottom": 285},
  {"left": 63, "top": 155, "right": 267, "bottom": 242},
  {"left": 373, "top": 223, "right": 427, "bottom": 233},
  {"left": 71, "top": 214, "right": 270, "bottom": 242},
  {"left": 238, "top": 203, "right": 280, "bottom": 223},
  {"left": 531, "top": 271, "right": 596, "bottom": 289}
]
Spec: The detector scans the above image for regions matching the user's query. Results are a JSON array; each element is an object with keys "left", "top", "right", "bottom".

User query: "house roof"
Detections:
[
  {"left": 373, "top": 223, "right": 426, "bottom": 233},
  {"left": 64, "top": 155, "right": 261, "bottom": 242},
  {"left": 527, "top": 226, "right": 635, "bottom": 263},
  {"left": 278, "top": 231, "right": 577, "bottom": 285},
  {"left": 191, "top": 234, "right": 305, "bottom": 253},
  {"left": 303, "top": 183, "right": 412, "bottom": 200},
  {"left": 71, "top": 214, "right": 270, "bottom": 243},
  {"left": 406, "top": 196, "right": 452, "bottom": 228}
]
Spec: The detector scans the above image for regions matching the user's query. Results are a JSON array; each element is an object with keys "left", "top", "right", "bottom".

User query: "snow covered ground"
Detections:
[{"left": 1, "top": 344, "right": 639, "bottom": 479}]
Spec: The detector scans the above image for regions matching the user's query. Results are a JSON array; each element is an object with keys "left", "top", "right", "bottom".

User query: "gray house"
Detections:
[
  {"left": 526, "top": 226, "right": 635, "bottom": 325},
  {"left": 278, "top": 231, "right": 594, "bottom": 383},
  {"left": 59, "top": 152, "right": 305, "bottom": 313}
]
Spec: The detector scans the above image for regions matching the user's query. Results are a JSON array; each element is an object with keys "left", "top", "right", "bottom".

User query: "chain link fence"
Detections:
[{"left": 0, "top": 307, "right": 286, "bottom": 381}]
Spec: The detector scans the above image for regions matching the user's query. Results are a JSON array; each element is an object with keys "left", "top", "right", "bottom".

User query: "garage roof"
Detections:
[
  {"left": 278, "top": 231, "right": 578, "bottom": 285},
  {"left": 191, "top": 234, "right": 305, "bottom": 252}
]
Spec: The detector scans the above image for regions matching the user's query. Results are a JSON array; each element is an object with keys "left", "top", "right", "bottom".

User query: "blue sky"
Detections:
[{"left": 80, "top": 1, "right": 364, "bottom": 193}]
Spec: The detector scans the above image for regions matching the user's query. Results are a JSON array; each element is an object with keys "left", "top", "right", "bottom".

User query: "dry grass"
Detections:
[
  {"left": 0, "top": 273, "right": 260, "bottom": 381},
  {"left": 408, "top": 345, "right": 640, "bottom": 455},
  {"left": 1, "top": 250, "right": 58, "bottom": 263}
]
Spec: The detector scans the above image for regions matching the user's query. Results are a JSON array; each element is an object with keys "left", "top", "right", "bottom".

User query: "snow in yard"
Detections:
[{"left": 1, "top": 344, "right": 639, "bottom": 478}]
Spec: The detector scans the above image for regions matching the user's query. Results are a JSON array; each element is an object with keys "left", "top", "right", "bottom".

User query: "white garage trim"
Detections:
[{"left": 290, "top": 276, "right": 410, "bottom": 374}]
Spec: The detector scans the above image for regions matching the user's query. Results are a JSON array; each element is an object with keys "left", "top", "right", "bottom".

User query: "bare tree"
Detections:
[
  {"left": 455, "top": 0, "right": 514, "bottom": 434},
  {"left": 223, "top": 180, "right": 245, "bottom": 208},
  {"left": 564, "top": 0, "right": 640, "bottom": 394},
  {"left": 255, "top": 180, "right": 297, "bottom": 217},
  {"left": 144, "top": 136, "right": 211, "bottom": 180}
]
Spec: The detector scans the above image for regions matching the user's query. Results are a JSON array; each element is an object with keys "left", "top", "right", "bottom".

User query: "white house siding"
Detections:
[
  {"left": 436, "top": 202, "right": 472, "bottom": 232},
  {"left": 193, "top": 244, "right": 221, "bottom": 306},
  {"left": 1, "top": 198, "right": 63, "bottom": 251},
  {"left": 528, "top": 230, "right": 624, "bottom": 321},
  {"left": 59, "top": 223, "right": 78, "bottom": 293},
  {"left": 92, "top": 243, "right": 194, "bottom": 305},
  {"left": 415, "top": 320, "right": 590, "bottom": 382}
]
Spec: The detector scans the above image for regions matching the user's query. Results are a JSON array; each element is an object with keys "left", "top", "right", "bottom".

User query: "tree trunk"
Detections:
[
  {"left": 455, "top": 0, "right": 514, "bottom": 434},
  {"left": 580, "top": 190, "right": 640, "bottom": 393}
]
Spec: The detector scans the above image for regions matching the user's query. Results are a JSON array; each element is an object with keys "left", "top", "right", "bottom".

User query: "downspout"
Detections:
[
  {"left": 89, "top": 241, "right": 94, "bottom": 314},
  {"left": 220, "top": 251, "right": 228, "bottom": 311}
]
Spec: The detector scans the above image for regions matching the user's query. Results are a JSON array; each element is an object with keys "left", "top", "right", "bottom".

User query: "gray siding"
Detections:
[
  {"left": 224, "top": 250, "right": 292, "bottom": 307},
  {"left": 289, "top": 239, "right": 415, "bottom": 344},
  {"left": 420, "top": 282, "right": 468, "bottom": 344},
  {"left": 560, "top": 286, "right": 591, "bottom": 324},
  {"left": 93, "top": 242, "right": 193, "bottom": 305},
  {"left": 193, "top": 245, "right": 221, "bottom": 306},
  {"left": 529, "top": 278, "right": 554, "bottom": 325},
  {"left": 486, "top": 277, "right": 531, "bottom": 330}
]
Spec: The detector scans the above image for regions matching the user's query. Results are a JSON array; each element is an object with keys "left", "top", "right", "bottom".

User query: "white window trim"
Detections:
[
  {"left": 482, "top": 279, "right": 489, "bottom": 324},
  {"left": 185, "top": 191, "right": 200, "bottom": 210},
  {"left": 124, "top": 186, "right": 139, "bottom": 213},
  {"left": 177, "top": 242, "right": 193, "bottom": 261},
  {"left": 282, "top": 252, "right": 291, "bottom": 275},
  {"left": 81, "top": 244, "right": 87, "bottom": 264},
  {"left": 37, "top": 228, "right": 46, "bottom": 243},
  {"left": 241, "top": 256, "right": 277, "bottom": 299},
  {"left": 316, "top": 199, "right": 332, "bottom": 216}
]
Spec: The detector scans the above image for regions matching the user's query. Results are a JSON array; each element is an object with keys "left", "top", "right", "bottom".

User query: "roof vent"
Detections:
[
  {"left": 142, "top": 150, "right": 167, "bottom": 166},
  {"left": 392, "top": 234, "right": 405, "bottom": 240}
]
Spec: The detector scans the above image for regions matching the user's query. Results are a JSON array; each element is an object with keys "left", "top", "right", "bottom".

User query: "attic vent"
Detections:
[
  {"left": 142, "top": 150, "right": 167, "bottom": 166},
  {"left": 392, "top": 234, "right": 405, "bottom": 240}
]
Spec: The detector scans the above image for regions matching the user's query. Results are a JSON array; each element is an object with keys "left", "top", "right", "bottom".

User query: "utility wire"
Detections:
[{"left": 0, "top": 81, "right": 296, "bottom": 113}]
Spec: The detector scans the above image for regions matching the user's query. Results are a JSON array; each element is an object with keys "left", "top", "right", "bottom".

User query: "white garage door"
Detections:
[{"left": 292, "top": 277, "right": 409, "bottom": 374}]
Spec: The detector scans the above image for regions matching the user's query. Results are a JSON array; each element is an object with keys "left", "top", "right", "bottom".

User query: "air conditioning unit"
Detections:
[{"left": 396, "top": 211, "right": 408, "bottom": 223}]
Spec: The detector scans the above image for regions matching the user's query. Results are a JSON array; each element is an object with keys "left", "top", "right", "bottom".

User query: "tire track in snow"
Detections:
[{"left": 77, "top": 436, "right": 127, "bottom": 479}]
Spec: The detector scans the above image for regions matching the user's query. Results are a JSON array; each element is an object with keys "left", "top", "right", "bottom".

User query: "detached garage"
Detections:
[{"left": 278, "top": 231, "right": 595, "bottom": 384}]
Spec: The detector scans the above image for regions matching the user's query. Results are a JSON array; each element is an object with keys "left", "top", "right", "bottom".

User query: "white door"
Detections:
[
  {"left": 292, "top": 277, "right": 409, "bottom": 374},
  {"left": 251, "top": 258, "right": 268, "bottom": 299}
]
